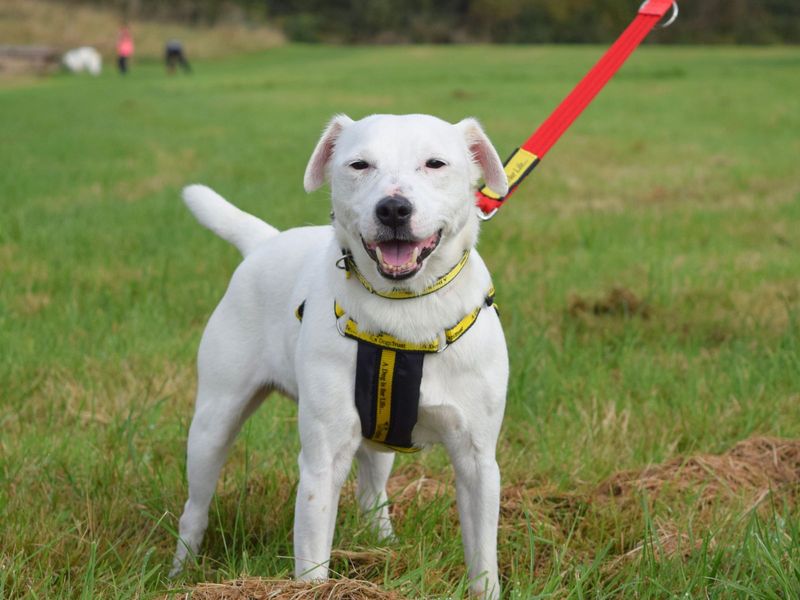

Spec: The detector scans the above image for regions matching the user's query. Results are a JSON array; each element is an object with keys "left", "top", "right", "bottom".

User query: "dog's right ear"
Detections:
[
  {"left": 455, "top": 118, "right": 508, "bottom": 198},
  {"left": 304, "top": 114, "right": 354, "bottom": 192}
]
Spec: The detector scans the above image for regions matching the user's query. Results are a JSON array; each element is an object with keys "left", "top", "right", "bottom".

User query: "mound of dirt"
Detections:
[{"left": 170, "top": 577, "right": 407, "bottom": 600}]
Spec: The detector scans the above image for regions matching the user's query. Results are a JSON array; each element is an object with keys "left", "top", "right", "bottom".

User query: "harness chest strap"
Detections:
[
  {"left": 340, "top": 289, "right": 496, "bottom": 452},
  {"left": 295, "top": 289, "right": 496, "bottom": 452}
]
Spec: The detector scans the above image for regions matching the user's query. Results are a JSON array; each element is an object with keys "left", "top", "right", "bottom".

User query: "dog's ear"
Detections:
[
  {"left": 456, "top": 118, "right": 508, "bottom": 198},
  {"left": 304, "top": 114, "right": 354, "bottom": 192}
]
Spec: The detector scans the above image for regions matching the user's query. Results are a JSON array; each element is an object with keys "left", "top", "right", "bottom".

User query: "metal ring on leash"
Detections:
[
  {"left": 640, "top": 0, "right": 679, "bottom": 28},
  {"left": 477, "top": 206, "right": 498, "bottom": 221},
  {"left": 660, "top": 1, "right": 679, "bottom": 28}
]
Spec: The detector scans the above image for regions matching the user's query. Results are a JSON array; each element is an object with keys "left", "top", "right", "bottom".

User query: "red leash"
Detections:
[{"left": 476, "top": 0, "right": 679, "bottom": 219}]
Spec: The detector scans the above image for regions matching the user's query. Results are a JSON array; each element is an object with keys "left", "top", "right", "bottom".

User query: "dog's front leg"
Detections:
[
  {"left": 448, "top": 443, "right": 501, "bottom": 599},
  {"left": 293, "top": 396, "right": 361, "bottom": 580},
  {"left": 355, "top": 444, "right": 396, "bottom": 541}
]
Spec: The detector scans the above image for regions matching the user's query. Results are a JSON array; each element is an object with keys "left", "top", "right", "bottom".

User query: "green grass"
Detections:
[{"left": 1, "top": 44, "right": 799, "bottom": 598}]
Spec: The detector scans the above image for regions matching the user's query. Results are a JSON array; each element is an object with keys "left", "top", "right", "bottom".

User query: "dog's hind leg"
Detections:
[
  {"left": 355, "top": 444, "right": 395, "bottom": 541},
  {"left": 170, "top": 380, "right": 267, "bottom": 577}
]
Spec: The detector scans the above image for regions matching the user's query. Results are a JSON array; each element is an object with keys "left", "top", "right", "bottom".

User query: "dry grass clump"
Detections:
[
  {"left": 500, "top": 483, "right": 584, "bottom": 520},
  {"left": 170, "top": 577, "right": 407, "bottom": 600},
  {"left": 385, "top": 464, "right": 455, "bottom": 523},
  {"left": 384, "top": 437, "right": 800, "bottom": 556},
  {"left": 496, "top": 437, "right": 800, "bottom": 571},
  {"left": 597, "top": 436, "right": 800, "bottom": 508},
  {"left": 611, "top": 517, "right": 698, "bottom": 565},
  {"left": 330, "top": 548, "right": 398, "bottom": 581}
]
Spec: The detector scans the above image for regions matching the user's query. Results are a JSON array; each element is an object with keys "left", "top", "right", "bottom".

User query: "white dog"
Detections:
[
  {"left": 62, "top": 47, "right": 102, "bottom": 76},
  {"left": 171, "top": 114, "right": 510, "bottom": 598}
]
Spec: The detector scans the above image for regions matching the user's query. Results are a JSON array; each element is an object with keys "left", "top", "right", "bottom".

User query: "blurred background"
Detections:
[{"left": 1, "top": 0, "right": 799, "bottom": 69}]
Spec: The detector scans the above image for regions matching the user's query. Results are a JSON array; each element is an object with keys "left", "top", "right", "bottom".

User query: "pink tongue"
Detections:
[{"left": 378, "top": 240, "right": 416, "bottom": 267}]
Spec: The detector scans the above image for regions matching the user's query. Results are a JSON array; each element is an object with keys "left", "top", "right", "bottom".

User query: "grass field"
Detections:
[{"left": 1, "top": 44, "right": 799, "bottom": 598}]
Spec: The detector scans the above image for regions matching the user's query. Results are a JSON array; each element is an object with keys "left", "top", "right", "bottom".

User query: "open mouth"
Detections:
[{"left": 362, "top": 230, "right": 442, "bottom": 280}]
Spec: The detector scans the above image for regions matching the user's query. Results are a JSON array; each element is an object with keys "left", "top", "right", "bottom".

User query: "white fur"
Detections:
[
  {"left": 62, "top": 47, "right": 102, "bottom": 76},
  {"left": 183, "top": 184, "right": 279, "bottom": 256},
  {"left": 171, "top": 114, "right": 510, "bottom": 598}
]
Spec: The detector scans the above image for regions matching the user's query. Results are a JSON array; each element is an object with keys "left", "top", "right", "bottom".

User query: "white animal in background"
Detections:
[
  {"left": 170, "top": 114, "right": 510, "bottom": 598},
  {"left": 62, "top": 47, "right": 102, "bottom": 76}
]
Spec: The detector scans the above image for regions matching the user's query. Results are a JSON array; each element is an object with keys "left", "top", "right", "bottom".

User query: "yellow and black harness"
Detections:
[{"left": 296, "top": 251, "right": 496, "bottom": 453}]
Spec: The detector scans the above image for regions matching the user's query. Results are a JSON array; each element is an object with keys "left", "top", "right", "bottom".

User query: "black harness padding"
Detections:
[{"left": 354, "top": 342, "right": 425, "bottom": 452}]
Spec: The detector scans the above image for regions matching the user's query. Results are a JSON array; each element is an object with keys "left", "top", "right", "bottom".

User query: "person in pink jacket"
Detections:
[{"left": 117, "top": 25, "right": 134, "bottom": 74}]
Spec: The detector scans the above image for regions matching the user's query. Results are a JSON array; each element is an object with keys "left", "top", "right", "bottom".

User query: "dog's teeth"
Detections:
[
  {"left": 411, "top": 247, "right": 420, "bottom": 264},
  {"left": 375, "top": 246, "right": 384, "bottom": 265}
]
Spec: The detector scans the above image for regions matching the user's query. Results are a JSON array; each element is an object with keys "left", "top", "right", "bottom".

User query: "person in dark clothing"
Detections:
[{"left": 165, "top": 40, "right": 191, "bottom": 74}]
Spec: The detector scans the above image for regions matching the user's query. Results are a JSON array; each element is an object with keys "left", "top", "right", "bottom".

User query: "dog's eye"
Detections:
[
  {"left": 349, "top": 160, "right": 370, "bottom": 171},
  {"left": 425, "top": 159, "right": 447, "bottom": 169}
]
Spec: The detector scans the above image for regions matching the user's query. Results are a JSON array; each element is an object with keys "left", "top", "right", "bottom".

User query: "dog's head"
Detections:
[{"left": 304, "top": 114, "right": 507, "bottom": 289}]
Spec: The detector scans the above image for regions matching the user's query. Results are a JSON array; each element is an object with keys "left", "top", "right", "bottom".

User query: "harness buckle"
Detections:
[
  {"left": 435, "top": 330, "right": 449, "bottom": 354},
  {"left": 335, "top": 314, "right": 348, "bottom": 338}
]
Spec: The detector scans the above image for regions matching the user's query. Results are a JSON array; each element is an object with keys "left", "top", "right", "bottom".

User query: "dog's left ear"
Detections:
[
  {"left": 456, "top": 118, "right": 509, "bottom": 198},
  {"left": 304, "top": 114, "right": 354, "bottom": 192}
]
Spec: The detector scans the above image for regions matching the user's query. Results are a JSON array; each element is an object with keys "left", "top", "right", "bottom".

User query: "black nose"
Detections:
[{"left": 375, "top": 195, "right": 413, "bottom": 227}]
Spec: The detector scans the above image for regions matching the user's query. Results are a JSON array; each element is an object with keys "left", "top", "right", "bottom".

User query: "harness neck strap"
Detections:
[
  {"left": 334, "top": 286, "right": 494, "bottom": 354},
  {"left": 343, "top": 250, "right": 470, "bottom": 300}
]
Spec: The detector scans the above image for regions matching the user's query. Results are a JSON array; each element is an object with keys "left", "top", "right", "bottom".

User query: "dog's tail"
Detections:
[{"left": 183, "top": 184, "right": 279, "bottom": 257}]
